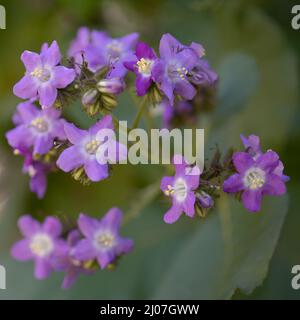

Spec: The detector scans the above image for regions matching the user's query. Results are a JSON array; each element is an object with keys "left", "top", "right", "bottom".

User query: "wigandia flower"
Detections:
[
  {"left": 56, "top": 115, "right": 127, "bottom": 182},
  {"left": 240, "top": 134, "right": 290, "bottom": 183},
  {"left": 13, "top": 41, "right": 76, "bottom": 108},
  {"left": 124, "top": 42, "right": 157, "bottom": 96},
  {"left": 6, "top": 102, "right": 66, "bottom": 155},
  {"left": 52, "top": 230, "right": 93, "bottom": 289},
  {"left": 11, "top": 215, "right": 65, "bottom": 279},
  {"left": 73, "top": 208, "right": 134, "bottom": 269},
  {"left": 223, "top": 150, "right": 287, "bottom": 212},
  {"left": 160, "top": 155, "right": 200, "bottom": 224},
  {"left": 189, "top": 59, "right": 218, "bottom": 86},
  {"left": 85, "top": 31, "right": 139, "bottom": 77},
  {"left": 152, "top": 33, "right": 199, "bottom": 105}
]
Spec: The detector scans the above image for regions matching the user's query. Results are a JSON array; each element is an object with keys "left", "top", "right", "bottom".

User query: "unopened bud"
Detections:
[
  {"left": 97, "top": 78, "right": 125, "bottom": 95},
  {"left": 197, "top": 191, "right": 214, "bottom": 209},
  {"left": 82, "top": 89, "right": 99, "bottom": 107}
]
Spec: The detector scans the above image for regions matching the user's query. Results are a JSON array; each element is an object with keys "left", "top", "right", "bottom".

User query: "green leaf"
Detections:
[{"left": 154, "top": 195, "right": 289, "bottom": 299}]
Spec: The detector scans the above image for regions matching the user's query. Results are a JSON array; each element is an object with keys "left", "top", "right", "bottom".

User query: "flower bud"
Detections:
[
  {"left": 197, "top": 191, "right": 214, "bottom": 209},
  {"left": 101, "top": 93, "right": 118, "bottom": 112},
  {"left": 82, "top": 89, "right": 99, "bottom": 107},
  {"left": 97, "top": 78, "right": 125, "bottom": 95}
]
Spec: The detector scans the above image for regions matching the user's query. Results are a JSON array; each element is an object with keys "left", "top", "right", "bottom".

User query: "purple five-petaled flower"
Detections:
[
  {"left": 240, "top": 134, "right": 290, "bottom": 183},
  {"left": 72, "top": 208, "right": 134, "bottom": 269},
  {"left": 6, "top": 102, "right": 66, "bottom": 155},
  {"left": 223, "top": 150, "right": 287, "bottom": 212},
  {"left": 11, "top": 215, "right": 65, "bottom": 279},
  {"left": 52, "top": 230, "right": 93, "bottom": 289},
  {"left": 85, "top": 31, "right": 139, "bottom": 78},
  {"left": 56, "top": 115, "right": 127, "bottom": 182},
  {"left": 13, "top": 41, "right": 76, "bottom": 108},
  {"left": 124, "top": 42, "right": 157, "bottom": 96},
  {"left": 152, "top": 34, "right": 199, "bottom": 105},
  {"left": 160, "top": 155, "right": 200, "bottom": 224}
]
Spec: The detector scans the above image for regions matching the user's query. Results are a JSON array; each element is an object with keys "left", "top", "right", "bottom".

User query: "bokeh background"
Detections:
[{"left": 0, "top": 0, "right": 299, "bottom": 299}]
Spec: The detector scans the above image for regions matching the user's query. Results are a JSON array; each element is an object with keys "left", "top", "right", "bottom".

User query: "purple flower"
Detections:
[
  {"left": 152, "top": 34, "right": 198, "bottom": 105},
  {"left": 56, "top": 115, "right": 127, "bottom": 182},
  {"left": 11, "top": 215, "right": 65, "bottom": 279},
  {"left": 13, "top": 41, "right": 76, "bottom": 108},
  {"left": 160, "top": 155, "right": 200, "bottom": 224},
  {"left": 68, "top": 27, "right": 91, "bottom": 73},
  {"left": 124, "top": 42, "right": 157, "bottom": 96},
  {"left": 189, "top": 59, "right": 218, "bottom": 86},
  {"left": 72, "top": 208, "right": 134, "bottom": 269},
  {"left": 6, "top": 102, "right": 66, "bottom": 155},
  {"left": 52, "top": 230, "right": 93, "bottom": 289},
  {"left": 223, "top": 151, "right": 287, "bottom": 212},
  {"left": 240, "top": 134, "right": 290, "bottom": 183},
  {"left": 85, "top": 31, "right": 139, "bottom": 78}
]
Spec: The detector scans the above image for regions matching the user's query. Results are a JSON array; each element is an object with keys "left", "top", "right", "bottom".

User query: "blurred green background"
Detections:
[{"left": 0, "top": 0, "right": 299, "bottom": 299}]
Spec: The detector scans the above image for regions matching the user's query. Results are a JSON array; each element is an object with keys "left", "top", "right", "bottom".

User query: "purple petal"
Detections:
[
  {"left": 242, "top": 190, "right": 262, "bottom": 212},
  {"left": 18, "top": 215, "right": 41, "bottom": 237},
  {"left": 240, "top": 134, "right": 261, "bottom": 154},
  {"left": 62, "top": 269, "right": 80, "bottom": 289},
  {"left": 175, "top": 80, "right": 196, "bottom": 100},
  {"left": 136, "top": 74, "right": 152, "bottom": 96},
  {"left": 11, "top": 239, "right": 33, "bottom": 261},
  {"left": 41, "top": 40, "right": 61, "bottom": 66},
  {"left": 182, "top": 192, "right": 196, "bottom": 217},
  {"left": 16, "top": 102, "right": 39, "bottom": 123},
  {"left": 84, "top": 159, "right": 109, "bottom": 182},
  {"left": 116, "top": 238, "right": 134, "bottom": 255},
  {"left": 264, "top": 174, "right": 286, "bottom": 196},
  {"left": 52, "top": 119, "right": 67, "bottom": 140},
  {"left": 6, "top": 126, "right": 34, "bottom": 149},
  {"left": 123, "top": 59, "right": 137, "bottom": 72},
  {"left": 64, "top": 122, "right": 87, "bottom": 144},
  {"left": 53, "top": 66, "right": 76, "bottom": 88},
  {"left": 97, "top": 251, "right": 115, "bottom": 269},
  {"left": 160, "top": 176, "right": 174, "bottom": 193},
  {"left": 256, "top": 151, "right": 280, "bottom": 172},
  {"left": 185, "top": 172, "right": 200, "bottom": 190},
  {"left": 136, "top": 42, "right": 156, "bottom": 59},
  {"left": 232, "top": 152, "right": 254, "bottom": 173},
  {"left": 163, "top": 204, "right": 182, "bottom": 224},
  {"left": 101, "top": 207, "right": 123, "bottom": 230},
  {"left": 73, "top": 239, "right": 97, "bottom": 261},
  {"left": 38, "top": 85, "right": 57, "bottom": 108},
  {"left": 42, "top": 217, "right": 62, "bottom": 238},
  {"left": 190, "top": 42, "right": 205, "bottom": 58},
  {"left": 77, "top": 214, "right": 99, "bottom": 238},
  {"left": 89, "top": 115, "right": 114, "bottom": 135},
  {"left": 108, "top": 61, "right": 128, "bottom": 78},
  {"left": 13, "top": 75, "right": 38, "bottom": 99},
  {"left": 30, "top": 171, "right": 47, "bottom": 199},
  {"left": 160, "top": 79, "right": 174, "bottom": 105},
  {"left": 34, "top": 258, "right": 52, "bottom": 279},
  {"left": 120, "top": 32, "right": 139, "bottom": 50},
  {"left": 223, "top": 173, "right": 244, "bottom": 193},
  {"left": 33, "top": 135, "right": 53, "bottom": 155},
  {"left": 56, "top": 146, "right": 84, "bottom": 172},
  {"left": 21, "top": 51, "right": 41, "bottom": 71},
  {"left": 159, "top": 33, "right": 181, "bottom": 58}
]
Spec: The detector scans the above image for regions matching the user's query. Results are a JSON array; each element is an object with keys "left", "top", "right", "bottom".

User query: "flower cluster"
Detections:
[
  {"left": 11, "top": 209, "right": 133, "bottom": 289},
  {"left": 7, "top": 28, "right": 289, "bottom": 288}
]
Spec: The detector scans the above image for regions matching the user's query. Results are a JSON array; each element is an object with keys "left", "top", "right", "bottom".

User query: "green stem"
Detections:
[{"left": 132, "top": 96, "right": 148, "bottom": 129}]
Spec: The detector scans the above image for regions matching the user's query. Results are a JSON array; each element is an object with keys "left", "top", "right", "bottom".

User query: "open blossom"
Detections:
[
  {"left": 72, "top": 208, "right": 134, "bottom": 269},
  {"left": 56, "top": 115, "right": 127, "bottom": 182},
  {"left": 13, "top": 41, "right": 76, "bottom": 108},
  {"left": 11, "top": 215, "right": 65, "bottom": 279},
  {"left": 85, "top": 31, "right": 139, "bottom": 77},
  {"left": 160, "top": 155, "right": 200, "bottom": 224},
  {"left": 52, "top": 230, "right": 93, "bottom": 289},
  {"left": 223, "top": 150, "right": 287, "bottom": 212},
  {"left": 240, "top": 134, "right": 290, "bottom": 183},
  {"left": 124, "top": 42, "right": 157, "bottom": 96},
  {"left": 6, "top": 102, "right": 66, "bottom": 155},
  {"left": 152, "top": 34, "right": 199, "bottom": 105}
]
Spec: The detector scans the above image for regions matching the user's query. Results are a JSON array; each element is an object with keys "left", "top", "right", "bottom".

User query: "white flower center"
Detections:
[
  {"left": 30, "top": 117, "right": 49, "bottom": 133},
  {"left": 30, "top": 67, "right": 51, "bottom": 82},
  {"left": 29, "top": 233, "right": 54, "bottom": 258},
  {"left": 137, "top": 58, "right": 154, "bottom": 76},
  {"left": 93, "top": 231, "right": 115, "bottom": 250},
  {"left": 243, "top": 167, "right": 266, "bottom": 190},
  {"left": 85, "top": 139, "right": 101, "bottom": 155},
  {"left": 164, "top": 177, "right": 188, "bottom": 202},
  {"left": 167, "top": 61, "right": 188, "bottom": 82}
]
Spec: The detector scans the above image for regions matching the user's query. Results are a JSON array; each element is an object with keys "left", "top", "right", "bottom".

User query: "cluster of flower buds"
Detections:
[{"left": 6, "top": 28, "right": 289, "bottom": 288}]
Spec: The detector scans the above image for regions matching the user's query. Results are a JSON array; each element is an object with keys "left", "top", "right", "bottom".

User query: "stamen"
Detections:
[
  {"left": 85, "top": 139, "right": 101, "bottom": 155},
  {"left": 30, "top": 117, "right": 49, "bottom": 133},
  {"left": 29, "top": 233, "right": 53, "bottom": 258},
  {"left": 164, "top": 178, "right": 188, "bottom": 202},
  {"left": 137, "top": 58, "right": 153, "bottom": 75},
  {"left": 30, "top": 67, "right": 51, "bottom": 82},
  {"left": 94, "top": 231, "right": 115, "bottom": 249},
  {"left": 243, "top": 168, "right": 266, "bottom": 190}
]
